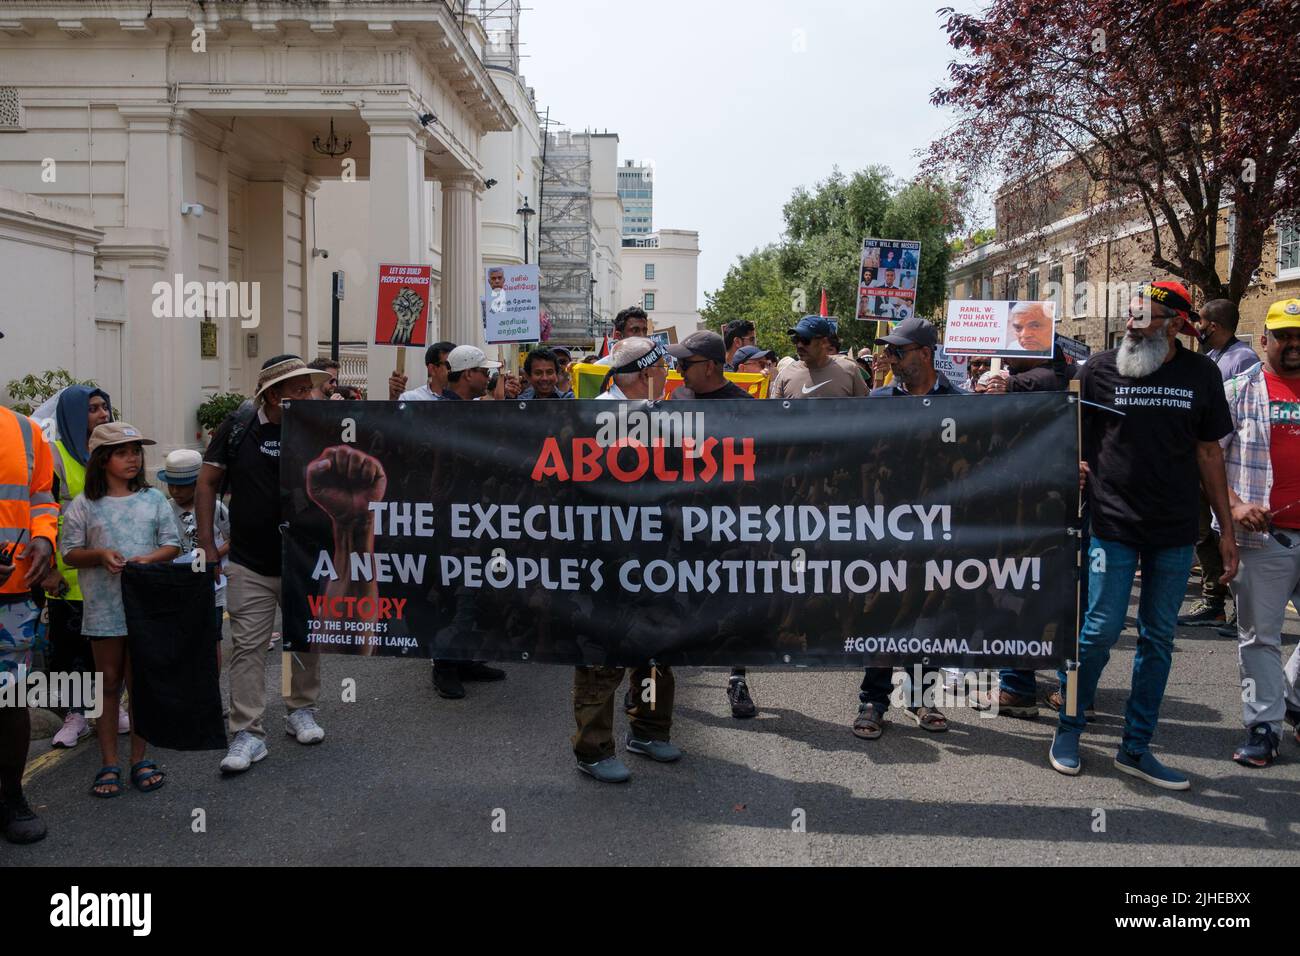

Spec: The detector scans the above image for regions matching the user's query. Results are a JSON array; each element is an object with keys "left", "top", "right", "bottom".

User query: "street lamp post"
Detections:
[{"left": 516, "top": 197, "right": 535, "bottom": 264}]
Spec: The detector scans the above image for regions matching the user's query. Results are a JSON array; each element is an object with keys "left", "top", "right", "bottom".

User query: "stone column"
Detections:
[
  {"left": 115, "top": 104, "right": 184, "bottom": 454},
  {"left": 438, "top": 172, "right": 484, "bottom": 351},
  {"left": 362, "top": 108, "right": 427, "bottom": 400}
]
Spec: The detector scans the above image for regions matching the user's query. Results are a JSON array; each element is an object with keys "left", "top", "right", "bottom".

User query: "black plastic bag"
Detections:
[{"left": 122, "top": 562, "right": 226, "bottom": 751}]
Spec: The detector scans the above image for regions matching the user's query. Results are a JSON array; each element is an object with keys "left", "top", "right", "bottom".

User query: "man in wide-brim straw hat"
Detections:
[{"left": 195, "top": 355, "right": 331, "bottom": 775}]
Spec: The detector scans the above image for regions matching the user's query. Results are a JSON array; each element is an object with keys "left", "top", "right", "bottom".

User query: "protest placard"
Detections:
[
  {"left": 281, "top": 395, "right": 1079, "bottom": 669},
  {"left": 856, "top": 238, "right": 921, "bottom": 322},
  {"left": 485, "top": 264, "right": 541, "bottom": 344},
  {"left": 933, "top": 346, "right": 972, "bottom": 390},
  {"left": 944, "top": 300, "right": 1057, "bottom": 359},
  {"left": 373, "top": 264, "right": 432, "bottom": 348}
]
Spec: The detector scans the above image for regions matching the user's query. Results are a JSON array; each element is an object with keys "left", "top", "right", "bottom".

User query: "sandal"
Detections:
[
  {"left": 91, "top": 766, "right": 124, "bottom": 799},
  {"left": 852, "top": 703, "right": 886, "bottom": 740},
  {"left": 130, "top": 760, "right": 166, "bottom": 793},
  {"left": 908, "top": 707, "right": 949, "bottom": 733}
]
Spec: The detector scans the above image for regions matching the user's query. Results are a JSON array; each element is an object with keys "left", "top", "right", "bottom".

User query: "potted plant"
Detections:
[{"left": 197, "top": 392, "right": 248, "bottom": 442}]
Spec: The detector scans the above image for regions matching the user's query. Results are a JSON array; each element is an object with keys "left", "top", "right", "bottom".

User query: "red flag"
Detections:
[
  {"left": 597, "top": 335, "right": 611, "bottom": 358},
  {"left": 819, "top": 289, "right": 829, "bottom": 317}
]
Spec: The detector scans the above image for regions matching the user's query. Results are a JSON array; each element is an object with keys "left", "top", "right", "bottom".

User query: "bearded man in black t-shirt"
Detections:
[{"left": 1048, "top": 281, "right": 1238, "bottom": 791}]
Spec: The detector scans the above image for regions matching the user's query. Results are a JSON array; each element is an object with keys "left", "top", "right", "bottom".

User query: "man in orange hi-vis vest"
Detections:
[{"left": 0, "top": 327, "right": 59, "bottom": 844}]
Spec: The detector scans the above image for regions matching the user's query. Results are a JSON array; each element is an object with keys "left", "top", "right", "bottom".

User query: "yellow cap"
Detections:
[{"left": 1266, "top": 298, "right": 1300, "bottom": 331}]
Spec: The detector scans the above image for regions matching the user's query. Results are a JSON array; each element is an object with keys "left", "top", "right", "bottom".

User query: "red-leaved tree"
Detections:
[{"left": 929, "top": 0, "right": 1300, "bottom": 303}]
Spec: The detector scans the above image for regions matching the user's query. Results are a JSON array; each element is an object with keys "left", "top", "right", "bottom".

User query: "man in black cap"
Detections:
[
  {"left": 869, "top": 317, "right": 962, "bottom": 398},
  {"left": 772, "top": 317, "right": 869, "bottom": 399},
  {"left": 667, "top": 330, "right": 761, "bottom": 717},
  {"left": 854, "top": 317, "right": 959, "bottom": 741},
  {"left": 668, "top": 331, "right": 752, "bottom": 399}
]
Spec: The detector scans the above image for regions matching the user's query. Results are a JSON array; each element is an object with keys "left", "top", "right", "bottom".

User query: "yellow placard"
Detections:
[{"left": 569, "top": 362, "right": 768, "bottom": 399}]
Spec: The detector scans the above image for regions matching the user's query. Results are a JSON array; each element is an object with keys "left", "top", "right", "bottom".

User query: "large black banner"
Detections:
[{"left": 281, "top": 395, "right": 1080, "bottom": 669}]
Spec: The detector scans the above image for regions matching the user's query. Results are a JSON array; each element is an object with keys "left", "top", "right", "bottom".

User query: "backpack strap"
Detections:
[{"left": 211, "top": 401, "right": 257, "bottom": 496}]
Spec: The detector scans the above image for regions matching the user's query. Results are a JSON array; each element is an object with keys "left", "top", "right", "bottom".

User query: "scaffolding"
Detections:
[
  {"left": 540, "top": 130, "right": 595, "bottom": 343},
  {"left": 475, "top": 0, "right": 521, "bottom": 74}
]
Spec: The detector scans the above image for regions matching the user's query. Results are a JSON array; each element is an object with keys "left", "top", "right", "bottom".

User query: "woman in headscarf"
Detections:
[{"left": 44, "top": 386, "right": 114, "bottom": 748}]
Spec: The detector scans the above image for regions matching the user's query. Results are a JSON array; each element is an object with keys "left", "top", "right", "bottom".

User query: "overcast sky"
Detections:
[{"left": 519, "top": 0, "right": 980, "bottom": 308}]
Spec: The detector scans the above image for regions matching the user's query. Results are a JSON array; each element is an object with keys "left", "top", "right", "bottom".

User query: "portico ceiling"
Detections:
[{"left": 187, "top": 109, "right": 468, "bottom": 181}]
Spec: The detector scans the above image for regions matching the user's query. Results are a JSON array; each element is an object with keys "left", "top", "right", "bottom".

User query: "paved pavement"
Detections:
[{"left": 5, "top": 585, "right": 1299, "bottom": 867}]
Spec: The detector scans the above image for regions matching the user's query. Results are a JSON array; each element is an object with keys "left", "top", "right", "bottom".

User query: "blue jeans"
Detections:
[
  {"left": 1055, "top": 536, "right": 1193, "bottom": 754},
  {"left": 999, "top": 667, "right": 1037, "bottom": 698}
]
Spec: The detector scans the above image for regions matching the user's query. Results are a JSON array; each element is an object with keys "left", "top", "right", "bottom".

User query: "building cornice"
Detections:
[
  {"left": 0, "top": 213, "right": 103, "bottom": 256},
  {"left": 0, "top": 3, "right": 515, "bottom": 132},
  {"left": 95, "top": 233, "right": 170, "bottom": 267}
]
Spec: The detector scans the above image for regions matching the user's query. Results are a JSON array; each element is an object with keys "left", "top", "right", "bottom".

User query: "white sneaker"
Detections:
[
  {"left": 286, "top": 708, "right": 325, "bottom": 745},
  {"left": 117, "top": 702, "right": 130, "bottom": 735},
  {"left": 219, "top": 730, "right": 268, "bottom": 774},
  {"left": 51, "top": 712, "right": 89, "bottom": 748}
]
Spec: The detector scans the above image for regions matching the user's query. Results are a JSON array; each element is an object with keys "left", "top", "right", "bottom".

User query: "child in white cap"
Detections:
[{"left": 159, "top": 449, "right": 230, "bottom": 672}]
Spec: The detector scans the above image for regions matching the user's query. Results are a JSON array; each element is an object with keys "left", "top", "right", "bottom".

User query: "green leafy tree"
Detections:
[
  {"left": 704, "top": 167, "right": 960, "bottom": 357},
  {"left": 700, "top": 245, "right": 800, "bottom": 357},
  {"left": 880, "top": 181, "right": 957, "bottom": 319},
  {"left": 5, "top": 369, "right": 100, "bottom": 417}
]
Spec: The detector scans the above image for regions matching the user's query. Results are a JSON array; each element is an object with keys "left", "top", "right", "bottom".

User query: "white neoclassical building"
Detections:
[
  {"left": 312, "top": 1, "right": 543, "bottom": 377},
  {"left": 620, "top": 230, "right": 702, "bottom": 345},
  {"left": 0, "top": 1, "right": 517, "bottom": 454}
]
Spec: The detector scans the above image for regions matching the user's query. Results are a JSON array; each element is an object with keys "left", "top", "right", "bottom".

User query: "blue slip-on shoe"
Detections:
[
  {"left": 1232, "top": 724, "right": 1280, "bottom": 768},
  {"left": 626, "top": 735, "right": 683, "bottom": 763},
  {"left": 577, "top": 756, "right": 631, "bottom": 783},
  {"left": 1049, "top": 729, "right": 1082, "bottom": 776},
  {"left": 1114, "top": 748, "right": 1190, "bottom": 791}
]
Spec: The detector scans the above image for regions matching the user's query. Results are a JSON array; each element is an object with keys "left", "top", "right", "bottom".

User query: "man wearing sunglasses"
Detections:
[
  {"left": 665, "top": 331, "right": 760, "bottom": 718},
  {"left": 1218, "top": 298, "right": 1300, "bottom": 767},
  {"left": 389, "top": 341, "right": 457, "bottom": 402},
  {"left": 771, "top": 316, "right": 870, "bottom": 399},
  {"left": 1049, "top": 280, "right": 1236, "bottom": 790},
  {"left": 723, "top": 320, "right": 757, "bottom": 371},
  {"left": 431, "top": 346, "right": 510, "bottom": 698},
  {"left": 853, "top": 317, "right": 960, "bottom": 741},
  {"left": 667, "top": 331, "right": 751, "bottom": 399},
  {"left": 868, "top": 317, "right": 960, "bottom": 398}
]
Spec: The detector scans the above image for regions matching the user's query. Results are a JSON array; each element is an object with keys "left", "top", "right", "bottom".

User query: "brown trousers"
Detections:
[
  {"left": 571, "top": 665, "right": 674, "bottom": 763},
  {"left": 1196, "top": 490, "right": 1227, "bottom": 602}
]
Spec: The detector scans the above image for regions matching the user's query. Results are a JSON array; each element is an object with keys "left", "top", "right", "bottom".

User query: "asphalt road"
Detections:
[{"left": 5, "top": 585, "right": 1299, "bottom": 867}]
